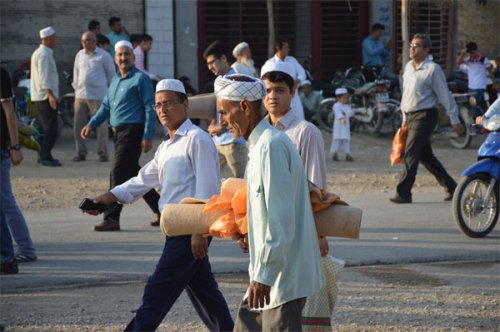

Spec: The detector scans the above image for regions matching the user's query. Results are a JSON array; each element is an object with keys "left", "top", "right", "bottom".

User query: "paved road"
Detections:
[{"left": 2, "top": 191, "right": 498, "bottom": 293}]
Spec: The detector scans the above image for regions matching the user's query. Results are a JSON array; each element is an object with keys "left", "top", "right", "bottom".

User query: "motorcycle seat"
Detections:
[{"left": 355, "top": 82, "right": 376, "bottom": 95}]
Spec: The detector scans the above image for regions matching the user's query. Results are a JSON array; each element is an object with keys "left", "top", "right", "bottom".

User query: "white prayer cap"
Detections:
[
  {"left": 301, "top": 79, "right": 312, "bottom": 87},
  {"left": 39, "top": 26, "right": 56, "bottom": 39},
  {"left": 260, "top": 61, "right": 294, "bottom": 80},
  {"left": 214, "top": 74, "right": 266, "bottom": 102},
  {"left": 335, "top": 87, "right": 348, "bottom": 95},
  {"left": 114, "top": 40, "right": 133, "bottom": 51},
  {"left": 156, "top": 79, "right": 186, "bottom": 95},
  {"left": 232, "top": 42, "right": 249, "bottom": 58}
]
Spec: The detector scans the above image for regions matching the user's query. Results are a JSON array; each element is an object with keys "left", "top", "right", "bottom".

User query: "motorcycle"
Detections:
[
  {"left": 452, "top": 104, "right": 499, "bottom": 237},
  {"left": 315, "top": 66, "right": 401, "bottom": 135}
]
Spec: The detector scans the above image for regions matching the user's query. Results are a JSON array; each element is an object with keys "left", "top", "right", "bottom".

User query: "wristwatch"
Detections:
[{"left": 9, "top": 144, "right": 21, "bottom": 151}]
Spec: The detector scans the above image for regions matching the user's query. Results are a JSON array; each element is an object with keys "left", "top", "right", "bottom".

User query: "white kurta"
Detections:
[
  {"left": 332, "top": 102, "right": 352, "bottom": 140},
  {"left": 262, "top": 55, "right": 306, "bottom": 120}
]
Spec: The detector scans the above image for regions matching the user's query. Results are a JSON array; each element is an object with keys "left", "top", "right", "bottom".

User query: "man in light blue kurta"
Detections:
[{"left": 214, "top": 73, "right": 324, "bottom": 331}]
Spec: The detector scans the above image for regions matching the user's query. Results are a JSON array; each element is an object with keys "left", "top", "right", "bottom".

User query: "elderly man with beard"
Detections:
[
  {"left": 81, "top": 41, "right": 161, "bottom": 231},
  {"left": 83, "top": 79, "right": 233, "bottom": 331},
  {"left": 215, "top": 74, "right": 324, "bottom": 331},
  {"left": 231, "top": 41, "right": 259, "bottom": 77}
]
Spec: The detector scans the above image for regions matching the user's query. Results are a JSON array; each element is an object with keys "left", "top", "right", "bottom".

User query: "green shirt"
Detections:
[{"left": 246, "top": 119, "right": 325, "bottom": 309}]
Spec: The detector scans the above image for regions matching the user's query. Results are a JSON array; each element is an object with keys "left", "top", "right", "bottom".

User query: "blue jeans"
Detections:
[
  {"left": 1, "top": 207, "right": 15, "bottom": 263},
  {"left": 470, "top": 89, "right": 487, "bottom": 119},
  {"left": 1, "top": 150, "right": 36, "bottom": 258}
]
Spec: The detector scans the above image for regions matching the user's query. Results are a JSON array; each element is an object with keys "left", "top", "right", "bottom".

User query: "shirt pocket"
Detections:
[{"left": 164, "top": 156, "right": 191, "bottom": 186}]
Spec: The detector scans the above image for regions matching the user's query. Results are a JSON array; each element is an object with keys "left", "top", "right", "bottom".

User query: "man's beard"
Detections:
[{"left": 241, "top": 57, "right": 255, "bottom": 68}]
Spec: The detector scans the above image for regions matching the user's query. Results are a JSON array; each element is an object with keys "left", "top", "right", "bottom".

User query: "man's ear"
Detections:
[
  {"left": 240, "top": 99, "right": 251, "bottom": 117},
  {"left": 221, "top": 54, "right": 227, "bottom": 63},
  {"left": 290, "top": 84, "right": 297, "bottom": 98}
]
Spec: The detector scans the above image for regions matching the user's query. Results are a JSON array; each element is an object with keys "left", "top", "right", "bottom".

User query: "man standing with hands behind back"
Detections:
[
  {"left": 30, "top": 26, "right": 61, "bottom": 167},
  {"left": 72, "top": 31, "right": 115, "bottom": 162},
  {"left": 390, "top": 34, "right": 464, "bottom": 204},
  {"left": 81, "top": 41, "right": 160, "bottom": 231}
]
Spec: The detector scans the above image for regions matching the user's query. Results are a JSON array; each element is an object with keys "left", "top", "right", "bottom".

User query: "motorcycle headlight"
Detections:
[
  {"left": 468, "top": 96, "right": 477, "bottom": 107},
  {"left": 483, "top": 114, "right": 500, "bottom": 131}
]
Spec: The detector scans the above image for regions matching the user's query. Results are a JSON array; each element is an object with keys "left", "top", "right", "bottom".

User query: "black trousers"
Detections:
[
  {"left": 103, "top": 124, "right": 160, "bottom": 223},
  {"left": 396, "top": 109, "right": 457, "bottom": 200},
  {"left": 34, "top": 100, "right": 58, "bottom": 160},
  {"left": 124, "top": 236, "right": 234, "bottom": 331}
]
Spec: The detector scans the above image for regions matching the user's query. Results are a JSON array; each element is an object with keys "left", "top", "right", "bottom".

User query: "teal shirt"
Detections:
[
  {"left": 106, "top": 32, "right": 129, "bottom": 58},
  {"left": 246, "top": 119, "right": 325, "bottom": 309},
  {"left": 88, "top": 66, "right": 156, "bottom": 140}
]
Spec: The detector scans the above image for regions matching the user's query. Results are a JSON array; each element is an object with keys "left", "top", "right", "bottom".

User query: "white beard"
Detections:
[{"left": 241, "top": 57, "right": 255, "bottom": 68}]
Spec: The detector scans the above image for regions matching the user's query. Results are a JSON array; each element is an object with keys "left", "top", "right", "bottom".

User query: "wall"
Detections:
[
  {"left": 0, "top": 0, "right": 144, "bottom": 94},
  {"left": 174, "top": 0, "right": 198, "bottom": 89},
  {"left": 456, "top": 0, "right": 500, "bottom": 59},
  {"left": 146, "top": 0, "right": 174, "bottom": 79}
]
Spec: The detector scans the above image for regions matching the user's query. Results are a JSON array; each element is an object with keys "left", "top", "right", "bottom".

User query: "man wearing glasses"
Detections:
[
  {"left": 72, "top": 31, "right": 115, "bottom": 163},
  {"left": 390, "top": 34, "right": 464, "bottom": 204},
  {"left": 81, "top": 40, "right": 160, "bottom": 231}
]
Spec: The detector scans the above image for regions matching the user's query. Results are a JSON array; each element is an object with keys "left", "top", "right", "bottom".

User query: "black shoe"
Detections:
[
  {"left": 390, "top": 196, "right": 412, "bottom": 204},
  {"left": 72, "top": 154, "right": 86, "bottom": 162},
  {"left": 94, "top": 219, "right": 120, "bottom": 232},
  {"left": 332, "top": 154, "right": 339, "bottom": 161},
  {"left": 40, "top": 159, "right": 61, "bottom": 167},
  {"left": 15, "top": 254, "right": 37, "bottom": 263},
  {"left": 346, "top": 154, "right": 354, "bottom": 162},
  {"left": 99, "top": 155, "right": 109, "bottom": 162},
  {"left": 1, "top": 259, "right": 19, "bottom": 274}
]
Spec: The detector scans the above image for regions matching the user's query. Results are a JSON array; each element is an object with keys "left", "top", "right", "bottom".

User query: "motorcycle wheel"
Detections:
[
  {"left": 315, "top": 99, "right": 334, "bottom": 133},
  {"left": 452, "top": 173, "right": 499, "bottom": 238},
  {"left": 59, "top": 95, "right": 74, "bottom": 128},
  {"left": 449, "top": 107, "right": 471, "bottom": 149},
  {"left": 363, "top": 103, "right": 384, "bottom": 134},
  {"left": 378, "top": 100, "right": 402, "bottom": 135}
]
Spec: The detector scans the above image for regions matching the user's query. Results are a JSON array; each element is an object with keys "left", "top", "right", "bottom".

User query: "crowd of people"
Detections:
[{"left": 1, "top": 17, "right": 499, "bottom": 332}]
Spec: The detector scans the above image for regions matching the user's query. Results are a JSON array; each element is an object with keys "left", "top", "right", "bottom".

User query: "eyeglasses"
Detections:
[
  {"left": 154, "top": 100, "right": 180, "bottom": 110},
  {"left": 410, "top": 43, "right": 423, "bottom": 49}
]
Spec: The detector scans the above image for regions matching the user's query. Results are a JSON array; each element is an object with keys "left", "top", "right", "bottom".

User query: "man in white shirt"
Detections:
[
  {"left": 231, "top": 41, "right": 258, "bottom": 77},
  {"left": 30, "top": 26, "right": 60, "bottom": 166},
  {"left": 215, "top": 74, "right": 324, "bottom": 331},
  {"left": 72, "top": 31, "right": 115, "bottom": 162},
  {"left": 457, "top": 41, "right": 496, "bottom": 118},
  {"left": 262, "top": 37, "right": 307, "bottom": 120},
  {"left": 83, "top": 79, "right": 233, "bottom": 331}
]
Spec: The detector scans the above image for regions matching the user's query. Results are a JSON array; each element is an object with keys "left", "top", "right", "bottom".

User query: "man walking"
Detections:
[
  {"left": 30, "top": 26, "right": 61, "bottom": 166},
  {"left": 81, "top": 41, "right": 160, "bottom": 231},
  {"left": 203, "top": 41, "right": 247, "bottom": 178},
  {"left": 390, "top": 34, "right": 464, "bottom": 204},
  {"left": 84, "top": 79, "right": 234, "bottom": 331},
  {"left": 215, "top": 74, "right": 324, "bottom": 330},
  {"left": 72, "top": 31, "right": 115, "bottom": 162}
]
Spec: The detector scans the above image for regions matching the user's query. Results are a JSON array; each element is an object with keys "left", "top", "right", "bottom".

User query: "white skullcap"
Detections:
[
  {"left": 260, "top": 61, "right": 295, "bottom": 79},
  {"left": 335, "top": 88, "right": 348, "bottom": 95},
  {"left": 114, "top": 40, "right": 133, "bottom": 51},
  {"left": 301, "top": 79, "right": 312, "bottom": 87},
  {"left": 40, "top": 26, "right": 55, "bottom": 39},
  {"left": 232, "top": 42, "right": 249, "bottom": 58},
  {"left": 214, "top": 74, "right": 266, "bottom": 102},
  {"left": 156, "top": 79, "right": 186, "bottom": 94}
]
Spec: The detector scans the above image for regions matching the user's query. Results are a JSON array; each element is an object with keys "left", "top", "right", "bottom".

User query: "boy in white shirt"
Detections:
[{"left": 330, "top": 88, "right": 354, "bottom": 161}]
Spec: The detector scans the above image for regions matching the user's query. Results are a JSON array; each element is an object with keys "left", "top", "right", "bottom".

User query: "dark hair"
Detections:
[
  {"left": 203, "top": 41, "right": 228, "bottom": 59},
  {"left": 466, "top": 42, "right": 478, "bottom": 52},
  {"left": 139, "top": 33, "right": 153, "bottom": 43},
  {"left": 275, "top": 37, "right": 289, "bottom": 50},
  {"left": 108, "top": 16, "right": 121, "bottom": 27},
  {"left": 261, "top": 71, "right": 294, "bottom": 91},
  {"left": 413, "top": 33, "right": 432, "bottom": 49},
  {"left": 96, "top": 34, "right": 109, "bottom": 46},
  {"left": 129, "top": 34, "right": 142, "bottom": 46},
  {"left": 371, "top": 23, "right": 385, "bottom": 32},
  {"left": 176, "top": 92, "right": 188, "bottom": 103},
  {"left": 88, "top": 20, "right": 100, "bottom": 31}
]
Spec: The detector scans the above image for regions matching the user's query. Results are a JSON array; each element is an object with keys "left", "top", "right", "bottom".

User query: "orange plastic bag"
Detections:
[
  {"left": 208, "top": 212, "right": 239, "bottom": 238},
  {"left": 390, "top": 126, "right": 408, "bottom": 166}
]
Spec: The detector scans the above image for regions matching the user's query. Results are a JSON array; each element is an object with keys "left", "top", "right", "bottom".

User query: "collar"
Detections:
[
  {"left": 268, "top": 110, "right": 295, "bottom": 130},
  {"left": 273, "top": 54, "right": 286, "bottom": 62},
  {"left": 412, "top": 55, "right": 433, "bottom": 70},
  {"left": 248, "top": 118, "right": 272, "bottom": 150},
  {"left": 40, "top": 44, "right": 53, "bottom": 54},
  {"left": 117, "top": 65, "right": 137, "bottom": 79},
  {"left": 170, "top": 118, "right": 192, "bottom": 140}
]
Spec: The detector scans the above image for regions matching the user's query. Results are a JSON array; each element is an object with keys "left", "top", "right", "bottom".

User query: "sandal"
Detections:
[{"left": 15, "top": 254, "right": 37, "bottom": 263}]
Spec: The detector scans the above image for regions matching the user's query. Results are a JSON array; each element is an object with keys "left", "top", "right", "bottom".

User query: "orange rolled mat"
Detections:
[{"left": 187, "top": 93, "right": 216, "bottom": 119}]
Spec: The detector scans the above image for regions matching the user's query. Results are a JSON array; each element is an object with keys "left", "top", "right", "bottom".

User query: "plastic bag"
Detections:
[
  {"left": 301, "top": 255, "right": 345, "bottom": 331},
  {"left": 390, "top": 126, "right": 408, "bottom": 166}
]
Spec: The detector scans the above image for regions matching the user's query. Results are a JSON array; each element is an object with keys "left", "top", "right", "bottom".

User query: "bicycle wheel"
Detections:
[{"left": 315, "top": 99, "right": 335, "bottom": 133}]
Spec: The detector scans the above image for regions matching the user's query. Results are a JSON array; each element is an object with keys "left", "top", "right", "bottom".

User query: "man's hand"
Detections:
[
  {"left": 319, "top": 236, "right": 329, "bottom": 257},
  {"left": 475, "top": 116, "right": 484, "bottom": 126},
  {"left": 452, "top": 123, "right": 465, "bottom": 136},
  {"left": 191, "top": 234, "right": 208, "bottom": 259},
  {"left": 9, "top": 150, "right": 23, "bottom": 166},
  {"left": 248, "top": 281, "right": 271, "bottom": 309},
  {"left": 384, "top": 40, "right": 392, "bottom": 49},
  {"left": 82, "top": 192, "right": 117, "bottom": 215},
  {"left": 81, "top": 125, "right": 93, "bottom": 139},
  {"left": 340, "top": 118, "right": 346, "bottom": 125},
  {"left": 142, "top": 139, "right": 152, "bottom": 153},
  {"left": 48, "top": 94, "right": 57, "bottom": 110},
  {"left": 232, "top": 233, "right": 249, "bottom": 253},
  {"left": 207, "top": 124, "right": 224, "bottom": 136}
]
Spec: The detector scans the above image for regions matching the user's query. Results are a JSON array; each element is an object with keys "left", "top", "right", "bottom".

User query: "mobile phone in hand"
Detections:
[{"left": 79, "top": 198, "right": 109, "bottom": 213}]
